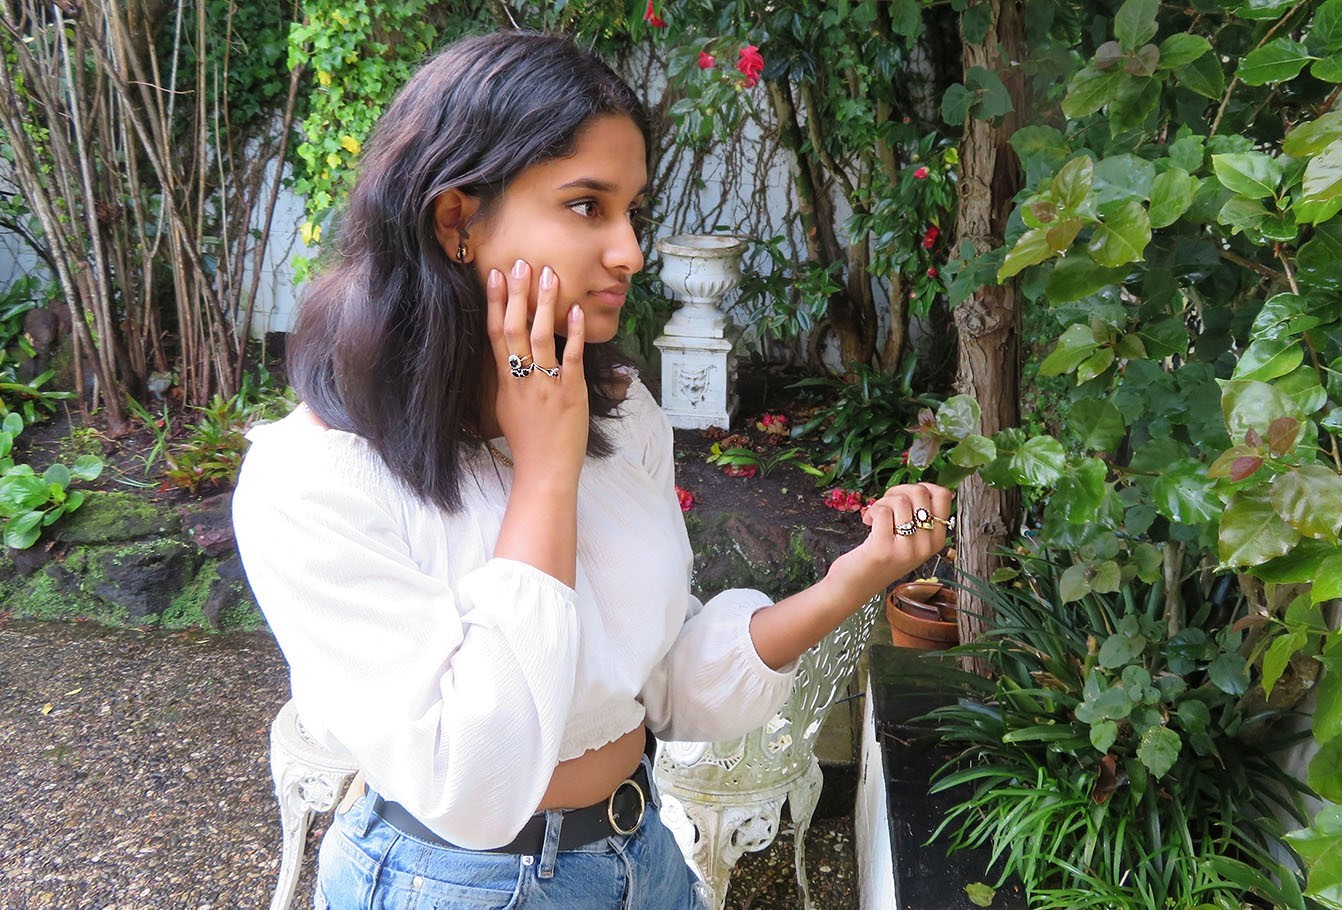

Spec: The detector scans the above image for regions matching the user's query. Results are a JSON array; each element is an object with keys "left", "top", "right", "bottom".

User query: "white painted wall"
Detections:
[{"left": 856, "top": 674, "right": 897, "bottom": 910}]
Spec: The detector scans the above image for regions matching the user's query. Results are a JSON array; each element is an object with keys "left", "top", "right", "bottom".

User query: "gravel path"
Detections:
[{"left": 0, "top": 619, "right": 856, "bottom": 910}]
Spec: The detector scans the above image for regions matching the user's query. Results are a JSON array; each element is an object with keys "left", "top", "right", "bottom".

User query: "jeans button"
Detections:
[
  {"left": 412, "top": 875, "right": 424, "bottom": 889},
  {"left": 522, "top": 856, "right": 534, "bottom": 866}
]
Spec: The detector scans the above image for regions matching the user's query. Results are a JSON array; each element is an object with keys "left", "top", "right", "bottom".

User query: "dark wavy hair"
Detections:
[{"left": 287, "top": 32, "right": 650, "bottom": 512}]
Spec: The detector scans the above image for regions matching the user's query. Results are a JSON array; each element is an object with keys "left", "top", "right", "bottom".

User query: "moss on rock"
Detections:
[{"left": 53, "top": 492, "right": 181, "bottom": 546}]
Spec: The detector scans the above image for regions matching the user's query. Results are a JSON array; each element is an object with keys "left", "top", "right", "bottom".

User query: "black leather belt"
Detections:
[{"left": 369, "top": 757, "right": 651, "bottom": 855}]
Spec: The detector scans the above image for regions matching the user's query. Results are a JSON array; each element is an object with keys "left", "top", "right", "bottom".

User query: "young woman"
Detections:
[{"left": 233, "top": 31, "right": 952, "bottom": 910}]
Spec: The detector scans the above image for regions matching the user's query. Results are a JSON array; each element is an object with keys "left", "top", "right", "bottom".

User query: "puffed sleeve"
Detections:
[
  {"left": 232, "top": 424, "right": 579, "bottom": 850},
  {"left": 622, "top": 378, "right": 798, "bottom": 742}
]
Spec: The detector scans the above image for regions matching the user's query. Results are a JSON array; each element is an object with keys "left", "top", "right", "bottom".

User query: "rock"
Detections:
[
  {"left": 90, "top": 540, "right": 201, "bottom": 621},
  {"left": 53, "top": 492, "right": 182, "bottom": 545},
  {"left": 179, "top": 492, "right": 236, "bottom": 557}
]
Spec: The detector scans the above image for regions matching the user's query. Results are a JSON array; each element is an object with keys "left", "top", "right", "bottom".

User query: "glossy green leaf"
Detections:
[
  {"left": 1238, "top": 38, "right": 1313, "bottom": 85},
  {"left": 936, "top": 395, "right": 981, "bottom": 439},
  {"left": 1311, "top": 52, "right": 1342, "bottom": 83},
  {"left": 1297, "top": 220, "right": 1342, "bottom": 289},
  {"left": 0, "top": 473, "right": 50, "bottom": 515},
  {"left": 1010, "top": 435, "right": 1067, "bottom": 485},
  {"left": 1263, "top": 631, "right": 1308, "bottom": 697},
  {"left": 1060, "top": 563, "right": 1092, "bottom": 602},
  {"left": 1315, "top": 0, "right": 1342, "bottom": 53},
  {"left": 1148, "top": 167, "right": 1197, "bottom": 228},
  {"left": 1283, "top": 112, "right": 1342, "bottom": 157},
  {"left": 42, "top": 464, "right": 70, "bottom": 489},
  {"left": 1070, "top": 399, "right": 1126, "bottom": 451},
  {"left": 1045, "top": 257, "right": 1124, "bottom": 303},
  {"left": 1158, "top": 33, "right": 1211, "bottom": 69},
  {"left": 1088, "top": 201, "right": 1151, "bottom": 267},
  {"left": 1100, "top": 629, "right": 1145, "bottom": 667},
  {"left": 1270, "top": 465, "right": 1342, "bottom": 539},
  {"left": 967, "top": 66, "right": 1013, "bottom": 118},
  {"left": 1304, "top": 140, "right": 1342, "bottom": 204},
  {"left": 1219, "top": 488, "right": 1302, "bottom": 567},
  {"left": 1094, "top": 154, "right": 1156, "bottom": 209},
  {"left": 949, "top": 434, "right": 996, "bottom": 467},
  {"left": 1175, "top": 53, "right": 1225, "bottom": 99},
  {"left": 940, "top": 83, "right": 973, "bottom": 126},
  {"left": 1108, "top": 77, "right": 1160, "bottom": 135},
  {"left": 1050, "top": 457, "right": 1109, "bottom": 521},
  {"left": 71, "top": 455, "right": 103, "bottom": 482},
  {"left": 1137, "top": 725, "right": 1181, "bottom": 777},
  {"left": 1114, "top": 0, "right": 1158, "bottom": 49},
  {"left": 1053, "top": 155, "right": 1095, "bottom": 212},
  {"left": 1208, "top": 650, "right": 1250, "bottom": 696},
  {"left": 1314, "top": 659, "right": 1342, "bottom": 740},
  {"left": 1314, "top": 552, "right": 1342, "bottom": 603},
  {"left": 1212, "top": 152, "right": 1283, "bottom": 199},
  {"left": 1039, "top": 323, "right": 1100, "bottom": 376},
  {"left": 1063, "top": 65, "right": 1126, "bottom": 118},
  {"left": 1250, "top": 293, "right": 1318, "bottom": 339},
  {"left": 1090, "top": 719, "right": 1119, "bottom": 753},
  {"left": 1220, "top": 379, "right": 1306, "bottom": 440},
  {"left": 1075, "top": 348, "right": 1114, "bottom": 385},
  {"left": 1152, "top": 469, "right": 1221, "bottom": 524},
  {"left": 1177, "top": 698, "right": 1211, "bottom": 734},
  {"left": 1218, "top": 196, "right": 1271, "bottom": 234},
  {"left": 1310, "top": 738, "right": 1342, "bottom": 802},
  {"left": 3, "top": 509, "right": 43, "bottom": 549},
  {"left": 1237, "top": 0, "right": 1295, "bottom": 19},
  {"left": 2, "top": 413, "right": 21, "bottom": 436},
  {"left": 1233, "top": 337, "right": 1305, "bottom": 382},
  {"left": 998, "top": 227, "right": 1056, "bottom": 280}
]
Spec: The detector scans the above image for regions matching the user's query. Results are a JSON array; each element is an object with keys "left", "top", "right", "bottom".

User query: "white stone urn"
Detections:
[
  {"left": 656, "top": 234, "right": 747, "bottom": 339},
  {"left": 653, "top": 234, "right": 747, "bottom": 429}
]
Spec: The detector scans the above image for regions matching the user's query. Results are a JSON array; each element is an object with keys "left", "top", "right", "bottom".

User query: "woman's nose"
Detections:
[{"left": 605, "top": 220, "right": 644, "bottom": 275}]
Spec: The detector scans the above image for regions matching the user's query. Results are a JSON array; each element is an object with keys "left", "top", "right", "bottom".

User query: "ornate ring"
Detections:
[
  {"left": 896, "top": 521, "right": 916, "bottom": 537},
  {"left": 532, "top": 364, "right": 561, "bottom": 379},
  {"left": 508, "top": 353, "right": 534, "bottom": 378},
  {"left": 914, "top": 507, "right": 935, "bottom": 531}
]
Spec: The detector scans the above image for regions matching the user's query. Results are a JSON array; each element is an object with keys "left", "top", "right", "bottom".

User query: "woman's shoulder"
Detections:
[{"left": 239, "top": 405, "right": 402, "bottom": 502}]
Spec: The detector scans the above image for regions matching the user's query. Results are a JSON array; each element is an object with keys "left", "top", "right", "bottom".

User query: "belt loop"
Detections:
[
  {"left": 640, "top": 753, "right": 661, "bottom": 811},
  {"left": 537, "top": 809, "right": 564, "bottom": 879}
]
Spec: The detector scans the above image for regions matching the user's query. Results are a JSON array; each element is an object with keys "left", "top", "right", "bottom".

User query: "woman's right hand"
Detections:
[{"left": 485, "top": 259, "right": 589, "bottom": 483}]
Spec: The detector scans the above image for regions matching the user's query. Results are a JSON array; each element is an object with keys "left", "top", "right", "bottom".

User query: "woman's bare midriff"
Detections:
[{"left": 537, "top": 724, "right": 646, "bottom": 810}]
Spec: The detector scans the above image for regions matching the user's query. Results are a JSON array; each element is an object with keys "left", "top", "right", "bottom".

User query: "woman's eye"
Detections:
[{"left": 568, "top": 200, "right": 599, "bottom": 218}]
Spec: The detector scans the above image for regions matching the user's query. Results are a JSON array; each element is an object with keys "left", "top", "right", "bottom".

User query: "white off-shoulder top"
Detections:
[{"left": 231, "top": 375, "right": 796, "bottom": 849}]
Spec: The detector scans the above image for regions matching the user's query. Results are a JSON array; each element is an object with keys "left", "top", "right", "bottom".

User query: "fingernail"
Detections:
[
  {"left": 512, "top": 259, "right": 526, "bottom": 279},
  {"left": 570, "top": 304, "right": 582, "bottom": 321},
  {"left": 487, "top": 269, "right": 502, "bottom": 288},
  {"left": 540, "top": 266, "right": 555, "bottom": 289}
]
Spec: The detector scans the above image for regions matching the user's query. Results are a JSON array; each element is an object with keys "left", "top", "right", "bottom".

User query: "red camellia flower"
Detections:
[
  {"left": 755, "top": 412, "right": 789, "bottom": 435},
  {"left": 737, "top": 45, "right": 764, "bottom": 88},
  {"left": 722, "top": 463, "right": 759, "bottom": 479},
  {"left": 913, "top": 166, "right": 930, "bottom": 180},
  {"left": 922, "top": 225, "right": 940, "bottom": 249},
  {"left": 698, "top": 51, "right": 716, "bottom": 69},
  {"left": 675, "top": 485, "right": 695, "bottom": 512},
  {"left": 643, "top": 0, "right": 667, "bottom": 27},
  {"left": 926, "top": 267, "right": 938, "bottom": 277}
]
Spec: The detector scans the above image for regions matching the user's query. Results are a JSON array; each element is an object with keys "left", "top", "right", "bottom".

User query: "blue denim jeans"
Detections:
[{"left": 314, "top": 755, "right": 706, "bottom": 910}]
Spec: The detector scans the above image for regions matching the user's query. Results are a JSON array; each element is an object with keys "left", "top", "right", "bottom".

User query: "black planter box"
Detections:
[{"left": 867, "top": 644, "right": 1027, "bottom": 910}]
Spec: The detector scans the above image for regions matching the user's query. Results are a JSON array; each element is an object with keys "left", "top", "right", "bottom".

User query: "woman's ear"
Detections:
[{"left": 432, "top": 189, "right": 482, "bottom": 261}]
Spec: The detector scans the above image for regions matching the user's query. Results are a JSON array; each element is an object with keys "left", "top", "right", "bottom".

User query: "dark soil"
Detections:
[{"left": 16, "top": 364, "right": 870, "bottom": 548}]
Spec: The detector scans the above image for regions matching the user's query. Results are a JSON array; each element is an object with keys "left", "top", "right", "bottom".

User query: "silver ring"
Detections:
[
  {"left": 896, "top": 521, "right": 916, "bottom": 537},
  {"left": 508, "top": 353, "right": 533, "bottom": 378},
  {"left": 532, "top": 364, "right": 561, "bottom": 379}
]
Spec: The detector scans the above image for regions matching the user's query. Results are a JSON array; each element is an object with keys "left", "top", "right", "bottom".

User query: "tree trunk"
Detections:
[{"left": 953, "top": 0, "right": 1026, "bottom": 663}]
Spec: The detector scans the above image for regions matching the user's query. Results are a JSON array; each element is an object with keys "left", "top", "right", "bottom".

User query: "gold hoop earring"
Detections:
[{"left": 456, "top": 240, "right": 468, "bottom": 262}]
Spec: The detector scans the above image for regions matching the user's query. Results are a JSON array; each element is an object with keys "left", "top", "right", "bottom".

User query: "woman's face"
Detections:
[{"left": 468, "top": 114, "right": 648, "bottom": 345}]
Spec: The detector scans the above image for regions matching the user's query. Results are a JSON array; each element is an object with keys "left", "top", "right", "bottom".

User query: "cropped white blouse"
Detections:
[{"left": 231, "top": 376, "right": 797, "bottom": 849}]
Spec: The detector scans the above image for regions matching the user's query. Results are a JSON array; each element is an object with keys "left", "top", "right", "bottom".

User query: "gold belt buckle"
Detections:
[{"left": 607, "top": 778, "right": 646, "bottom": 836}]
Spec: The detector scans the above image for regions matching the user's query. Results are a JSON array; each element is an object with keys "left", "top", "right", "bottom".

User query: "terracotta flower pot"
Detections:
[{"left": 887, "top": 582, "right": 959, "bottom": 651}]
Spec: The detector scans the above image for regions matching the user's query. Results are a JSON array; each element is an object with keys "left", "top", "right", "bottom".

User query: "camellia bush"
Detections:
[{"left": 905, "top": 0, "right": 1342, "bottom": 902}]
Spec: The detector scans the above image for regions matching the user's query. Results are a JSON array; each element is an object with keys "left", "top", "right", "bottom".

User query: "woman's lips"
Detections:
[{"left": 591, "top": 287, "right": 628, "bottom": 307}]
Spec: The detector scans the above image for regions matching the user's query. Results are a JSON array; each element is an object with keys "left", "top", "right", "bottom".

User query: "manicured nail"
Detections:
[
  {"left": 540, "top": 266, "right": 555, "bottom": 290},
  {"left": 487, "top": 269, "right": 502, "bottom": 288},
  {"left": 570, "top": 304, "right": 582, "bottom": 321},
  {"left": 512, "top": 259, "right": 527, "bottom": 279}
]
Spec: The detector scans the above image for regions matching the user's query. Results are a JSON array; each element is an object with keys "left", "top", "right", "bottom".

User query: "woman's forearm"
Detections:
[{"left": 494, "top": 472, "right": 579, "bottom": 588}]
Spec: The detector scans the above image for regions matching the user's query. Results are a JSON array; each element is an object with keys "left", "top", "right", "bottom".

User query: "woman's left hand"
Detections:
[{"left": 824, "top": 481, "right": 954, "bottom": 607}]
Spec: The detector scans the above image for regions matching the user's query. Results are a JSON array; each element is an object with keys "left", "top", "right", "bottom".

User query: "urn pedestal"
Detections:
[{"left": 653, "top": 234, "right": 746, "bottom": 430}]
